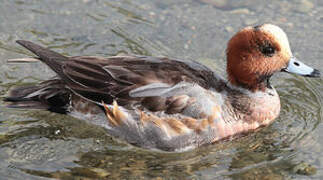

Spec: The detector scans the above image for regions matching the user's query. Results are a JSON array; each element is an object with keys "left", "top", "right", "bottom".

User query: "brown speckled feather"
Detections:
[
  {"left": 11, "top": 40, "right": 225, "bottom": 114},
  {"left": 65, "top": 56, "right": 222, "bottom": 104}
]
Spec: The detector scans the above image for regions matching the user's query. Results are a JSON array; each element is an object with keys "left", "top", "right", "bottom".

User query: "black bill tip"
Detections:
[{"left": 306, "top": 69, "right": 320, "bottom": 78}]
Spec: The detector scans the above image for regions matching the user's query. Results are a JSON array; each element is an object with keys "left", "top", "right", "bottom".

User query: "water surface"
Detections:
[{"left": 0, "top": 0, "right": 322, "bottom": 179}]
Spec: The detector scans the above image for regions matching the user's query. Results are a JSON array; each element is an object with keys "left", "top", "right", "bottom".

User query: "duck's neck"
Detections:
[{"left": 229, "top": 74, "right": 273, "bottom": 92}]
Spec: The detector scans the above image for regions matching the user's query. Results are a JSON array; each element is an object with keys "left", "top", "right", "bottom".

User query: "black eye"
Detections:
[{"left": 259, "top": 44, "right": 276, "bottom": 57}]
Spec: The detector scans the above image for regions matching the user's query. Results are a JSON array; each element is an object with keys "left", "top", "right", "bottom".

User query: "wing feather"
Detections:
[{"left": 14, "top": 40, "right": 226, "bottom": 114}]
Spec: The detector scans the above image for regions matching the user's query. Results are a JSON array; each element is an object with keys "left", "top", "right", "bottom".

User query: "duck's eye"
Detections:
[{"left": 260, "top": 44, "right": 276, "bottom": 57}]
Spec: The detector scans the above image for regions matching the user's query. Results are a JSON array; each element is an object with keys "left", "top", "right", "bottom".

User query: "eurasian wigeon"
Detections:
[{"left": 5, "top": 24, "right": 320, "bottom": 151}]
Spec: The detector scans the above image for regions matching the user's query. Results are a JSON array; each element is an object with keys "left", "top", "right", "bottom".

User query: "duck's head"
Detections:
[{"left": 226, "top": 24, "right": 320, "bottom": 92}]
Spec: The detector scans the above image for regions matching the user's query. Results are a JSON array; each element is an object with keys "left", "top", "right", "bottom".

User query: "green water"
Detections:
[{"left": 0, "top": 0, "right": 322, "bottom": 179}]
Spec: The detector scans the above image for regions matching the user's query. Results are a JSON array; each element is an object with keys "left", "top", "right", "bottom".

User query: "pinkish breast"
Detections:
[{"left": 214, "top": 87, "right": 281, "bottom": 140}]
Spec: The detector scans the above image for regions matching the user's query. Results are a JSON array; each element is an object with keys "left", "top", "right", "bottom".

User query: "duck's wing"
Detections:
[{"left": 15, "top": 40, "right": 226, "bottom": 113}]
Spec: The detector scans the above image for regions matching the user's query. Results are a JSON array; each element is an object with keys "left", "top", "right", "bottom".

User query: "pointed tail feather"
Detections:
[{"left": 16, "top": 40, "right": 68, "bottom": 76}]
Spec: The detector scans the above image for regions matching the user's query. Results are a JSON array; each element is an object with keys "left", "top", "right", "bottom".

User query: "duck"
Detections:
[{"left": 5, "top": 24, "right": 320, "bottom": 151}]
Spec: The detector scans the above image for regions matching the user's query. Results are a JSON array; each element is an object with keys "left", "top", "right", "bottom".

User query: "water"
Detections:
[{"left": 0, "top": 0, "right": 322, "bottom": 179}]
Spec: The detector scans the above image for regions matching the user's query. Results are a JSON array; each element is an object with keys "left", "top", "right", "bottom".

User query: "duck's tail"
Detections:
[
  {"left": 16, "top": 40, "right": 68, "bottom": 78},
  {"left": 4, "top": 40, "right": 72, "bottom": 113},
  {"left": 4, "top": 79, "right": 70, "bottom": 113}
]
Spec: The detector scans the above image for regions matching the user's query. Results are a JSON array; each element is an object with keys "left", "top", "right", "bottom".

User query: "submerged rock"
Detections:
[{"left": 292, "top": 162, "right": 317, "bottom": 176}]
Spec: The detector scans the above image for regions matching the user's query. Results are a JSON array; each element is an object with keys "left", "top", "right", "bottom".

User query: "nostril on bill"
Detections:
[{"left": 294, "top": 62, "right": 300, "bottom": 66}]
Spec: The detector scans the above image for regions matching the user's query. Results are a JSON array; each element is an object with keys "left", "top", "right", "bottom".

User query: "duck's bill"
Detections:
[{"left": 282, "top": 57, "right": 320, "bottom": 77}]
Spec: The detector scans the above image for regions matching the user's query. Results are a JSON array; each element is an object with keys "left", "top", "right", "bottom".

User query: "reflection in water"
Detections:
[
  {"left": 110, "top": 27, "right": 152, "bottom": 56},
  {"left": 110, "top": 26, "right": 170, "bottom": 56},
  {"left": 278, "top": 77, "right": 321, "bottom": 145},
  {"left": 0, "top": 40, "right": 34, "bottom": 56},
  {"left": 104, "top": 1, "right": 153, "bottom": 25}
]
